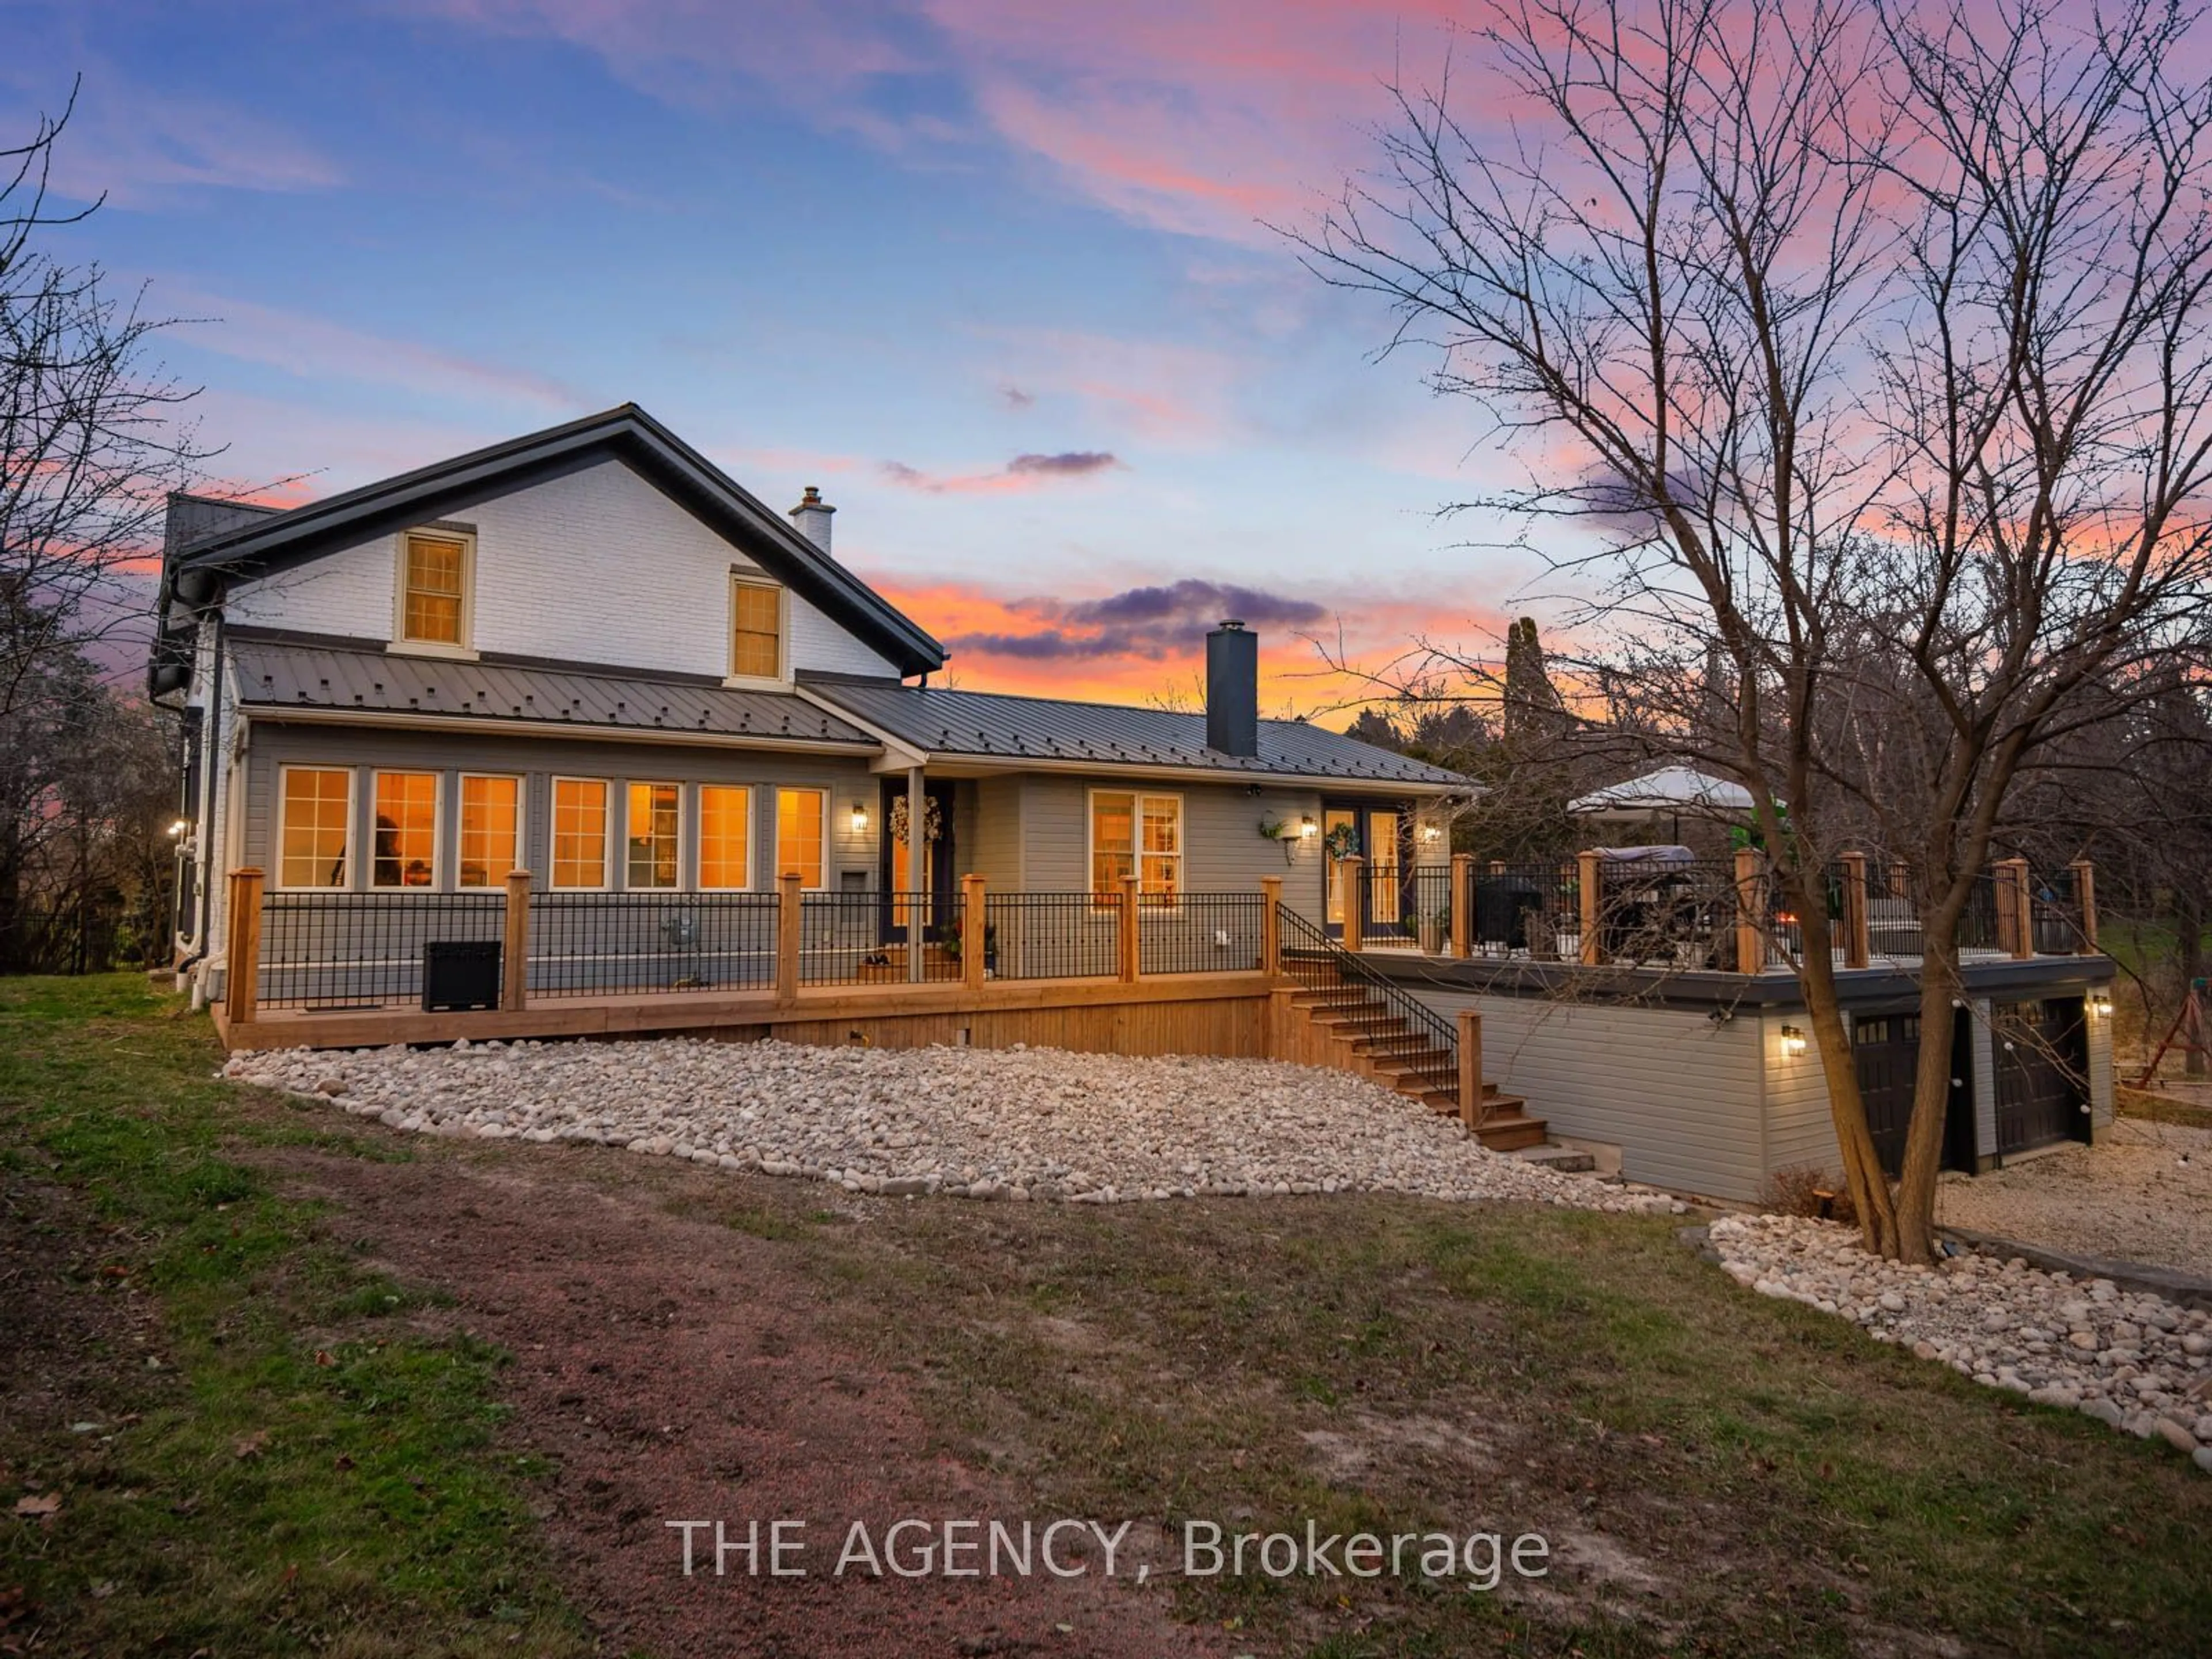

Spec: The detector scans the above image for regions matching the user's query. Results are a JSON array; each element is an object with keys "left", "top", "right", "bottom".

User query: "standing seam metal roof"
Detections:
[
  {"left": 230, "top": 637, "right": 874, "bottom": 745},
  {"left": 809, "top": 681, "right": 1465, "bottom": 784}
]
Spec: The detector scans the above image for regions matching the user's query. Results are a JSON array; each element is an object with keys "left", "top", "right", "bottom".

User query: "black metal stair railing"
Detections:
[{"left": 1277, "top": 903, "right": 1461, "bottom": 1109}]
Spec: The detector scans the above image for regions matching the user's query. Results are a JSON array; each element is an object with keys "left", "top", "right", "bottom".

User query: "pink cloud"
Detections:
[{"left": 880, "top": 449, "right": 1123, "bottom": 494}]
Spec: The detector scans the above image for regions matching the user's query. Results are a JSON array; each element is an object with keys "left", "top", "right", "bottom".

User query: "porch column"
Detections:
[
  {"left": 1457, "top": 1009, "right": 1484, "bottom": 1130},
  {"left": 1838, "top": 851, "right": 1870, "bottom": 971},
  {"left": 1995, "top": 857, "right": 2033, "bottom": 959},
  {"left": 962, "top": 873, "right": 988, "bottom": 991},
  {"left": 502, "top": 869, "right": 531, "bottom": 1012},
  {"left": 1259, "top": 876, "right": 1282, "bottom": 976},
  {"left": 1118, "top": 874, "right": 1142, "bottom": 981},
  {"left": 1733, "top": 848, "right": 1764, "bottom": 973},
  {"left": 1450, "top": 853, "right": 1473, "bottom": 960},
  {"left": 224, "top": 867, "right": 263, "bottom": 1028},
  {"left": 775, "top": 871, "right": 802, "bottom": 1006},
  {"left": 906, "top": 766, "right": 926, "bottom": 984},
  {"left": 1339, "top": 855, "right": 1365, "bottom": 955},
  {"left": 1578, "top": 849, "right": 1604, "bottom": 966},
  {"left": 2068, "top": 859, "right": 2099, "bottom": 953}
]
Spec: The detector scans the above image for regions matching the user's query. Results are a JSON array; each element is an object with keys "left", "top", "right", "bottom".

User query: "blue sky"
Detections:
[{"left": 7, "top": 0, "right": 1559, "bottom": 711}]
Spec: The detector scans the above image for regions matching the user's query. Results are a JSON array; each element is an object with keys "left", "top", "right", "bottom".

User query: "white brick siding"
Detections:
[{"left": 224, "top": 459, "right": 901, "bottom": 681}]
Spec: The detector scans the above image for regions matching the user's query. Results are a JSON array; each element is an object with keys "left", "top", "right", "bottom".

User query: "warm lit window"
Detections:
[
  {"left": 278, "top": 767, "right": 352, "bottom": 889},
  {"left": 371, "top": 771, "right": 440, "bottom": 888},
  {"left": 626, "top": 782, "right": 680, "bottom": 889},
  {"left": 699, "top": 785, "right": 751, "bottom": 889},
  {"left": 731, "top": 577, "right": 783, "bottom": 680},
  {"left": 551, "top": 778, "right": 609, "bottom": 889},
  {"left": 401, "top": 532, "right": 470, "bottom": 646},
  {"left": 1090, "top": 790, "right": 1181, "bottom": 908},
  {"left": 458, "top": 774, "right": 520, "bottom": 889},
  {"left": 774, "top": 787, "right": 825, "bottom": 889}
]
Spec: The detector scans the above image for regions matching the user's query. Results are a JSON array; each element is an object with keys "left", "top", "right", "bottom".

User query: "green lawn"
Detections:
[
  {"left": 5, "top": 975, "right": 2210, "bottom": 1658},
  {"left": 0, "top": 975, "right": 593, "bottom": 1658}
]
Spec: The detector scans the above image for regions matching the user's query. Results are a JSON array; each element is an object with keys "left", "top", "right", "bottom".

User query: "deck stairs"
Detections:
[{"left": 1278, "top": 921, "right": 1548, "bottom": 1153}]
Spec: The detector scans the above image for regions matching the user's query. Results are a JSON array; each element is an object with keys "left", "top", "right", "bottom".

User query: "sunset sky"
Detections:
[{"left": 6, "top": 0, "right": 1573, "bottom": 718}]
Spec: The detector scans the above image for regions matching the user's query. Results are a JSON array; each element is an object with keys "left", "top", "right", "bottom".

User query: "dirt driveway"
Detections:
[{"left": 257, "top": 1135, "right": 1217, "bottom": 1659}]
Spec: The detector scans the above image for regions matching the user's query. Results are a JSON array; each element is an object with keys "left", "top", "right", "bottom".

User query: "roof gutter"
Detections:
[{"left": 236, "top": 703, "right": 884, "bottom": 756}]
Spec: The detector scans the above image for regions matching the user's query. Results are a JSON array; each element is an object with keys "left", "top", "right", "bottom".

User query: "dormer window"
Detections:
[
  {"left": 397, "top": 529, "right": 473, "bottom": 651},
  {"left": 730, "top": 574, "right": 785, "bottom": 683}
]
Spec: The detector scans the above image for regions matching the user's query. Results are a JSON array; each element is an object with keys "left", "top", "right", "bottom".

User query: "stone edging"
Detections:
[{"left": 1936, "top": 1226, "right": 2212, "bottom": 1313}]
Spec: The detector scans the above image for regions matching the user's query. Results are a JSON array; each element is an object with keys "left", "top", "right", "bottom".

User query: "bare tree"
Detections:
[
  {"left": 1, "top": 79, "right": 212, "bottom": 722},
  {"left": 1291, "top": 0, "right": 2212, "bottom": 1260}
]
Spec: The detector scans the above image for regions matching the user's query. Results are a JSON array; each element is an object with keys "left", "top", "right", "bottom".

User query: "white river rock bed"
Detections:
[
  {"left": 1709, "top": 1213, "right": 2212, "bottom": 1474},
  {"left": 224, "top": 1036, "right": 1689, "bottom": 1214}
]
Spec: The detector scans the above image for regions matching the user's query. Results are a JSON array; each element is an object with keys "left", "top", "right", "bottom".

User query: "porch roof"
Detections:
[
  {"left": 229, "top": 633, "right": 877, "bottom": 749},
  {"left": 805, "top": 679, "right": 1467, "bottom": 787}
]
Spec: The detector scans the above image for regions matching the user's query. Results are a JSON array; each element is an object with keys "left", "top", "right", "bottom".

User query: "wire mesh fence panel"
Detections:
[
  {"left": 528, "top": 892, "right": 778, "bottom": 997},
  {"left": 986, "top": 892, "right": 1118, "bottom": 980},
  {"left": 1137, "top": 892, "right": 1265, "bottom": 975},
  {"left": 1467, "top": 863, "right": 1582, "bottom": 959},
  {"left": 1590, "top": 856, "right": 1742, "bottom": 969},
  {"left": 259, "top": 892, "right": 507, "bottom": 1010}
]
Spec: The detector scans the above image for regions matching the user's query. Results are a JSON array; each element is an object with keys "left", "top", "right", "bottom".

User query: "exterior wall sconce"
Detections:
[
  {"left": 1780, "top": 1024, "right": 1809, "bottom": 1058},
  {"left": 849, "top": 801, "right": 869, "bottom": 834},
  {"left": 168, "top": 819, "right": 190, "bottom": 837},
  {"left": 2088, "top": 992, "right": 2112, "bottom": 1018},
  {"left": 1300, "top": 815, "right": 1317, "bottom": 838},
  {"left": 1420, "top": 823, "right": 1442, "bottom": 843}
]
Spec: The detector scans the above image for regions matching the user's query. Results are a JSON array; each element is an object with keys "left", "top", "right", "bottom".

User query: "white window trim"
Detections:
[
  {"left": 725, "top": 571, "right": 789, "bottom": 689},
  {"left": 549, "top": 775, "right": 613, "bottom": 892},
  {"left": 368, "top": 768, "right": 445, "bottom": 891},
  {"left": 1086, "top": 787, "right": 1184, "bottom": 917},
  {"left": 456, "top": 772, "right": 525, "bottom": 890},
  {"left": 390, "top": 526, "right": 479, "bottom": 660},
  {"left": 274, "top": 763, "right": 356, "bottom": 892},
  {"left": 622, "top": 779, "right": 686, "bottom": 892},
  {"left": 772, "top": 785, "right": 831, "bottom": 891},
  {"left": 696, "top": 783, "right": 754, "bottom": 892}
]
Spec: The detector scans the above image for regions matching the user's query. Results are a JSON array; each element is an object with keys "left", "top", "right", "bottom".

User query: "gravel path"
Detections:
[
  {"left": 1709, "top": 1214, "right": 2212, "bottom": 1473},
  {"left": 225, "top": 1037, "right": 1687, "bottom": 1214},
  {"left": 1934, "top": 1117, "right": 2212, "bottom": 1278}
]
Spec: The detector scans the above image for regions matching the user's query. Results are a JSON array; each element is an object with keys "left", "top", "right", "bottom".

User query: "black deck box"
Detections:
[{"left": 422, "top": 940, "right": 501, "bottom": 1013}]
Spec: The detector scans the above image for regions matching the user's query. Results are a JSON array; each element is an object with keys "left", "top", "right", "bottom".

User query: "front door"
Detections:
[
  {"left": 1321, "top": 802, "right": 1411, "bottom": 940},
  {"left": 878, "top": 780, "right": 957, "bottom": 944}
]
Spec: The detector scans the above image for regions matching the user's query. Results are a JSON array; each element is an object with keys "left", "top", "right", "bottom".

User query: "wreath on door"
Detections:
[
  {"left": 1321, "top": 822, "right": 1360, "bottom": 862},
  {"left": 888, "top": 795, "right": 944, "bottom": 847}
]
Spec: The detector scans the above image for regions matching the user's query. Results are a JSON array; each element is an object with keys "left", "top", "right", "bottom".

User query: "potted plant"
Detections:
[
  {"left": 1416, "top": 906, "right": 1450, "bottom": 955},
  {"left": 933, "top": 918, "right": 998, "bottom": 975}
]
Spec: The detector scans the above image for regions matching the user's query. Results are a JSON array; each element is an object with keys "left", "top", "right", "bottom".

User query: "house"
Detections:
[{"left": 150, "top": 404, "right": 1461, "bottom": 1009}]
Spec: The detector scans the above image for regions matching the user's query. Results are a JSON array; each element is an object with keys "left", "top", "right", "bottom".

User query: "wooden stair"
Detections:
[{"left": 1281, "top": 955, "right": 1548, "bottom": 1153}]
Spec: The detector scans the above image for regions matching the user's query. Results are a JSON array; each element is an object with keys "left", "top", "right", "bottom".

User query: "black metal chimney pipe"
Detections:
[{"left": 1205, "top": 619, "right": 1259, "bottom": 757}]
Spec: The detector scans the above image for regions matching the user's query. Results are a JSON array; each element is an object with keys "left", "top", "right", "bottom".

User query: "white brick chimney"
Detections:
[{"left": 789, "top": 485, "right": 835, "bottom": 555}]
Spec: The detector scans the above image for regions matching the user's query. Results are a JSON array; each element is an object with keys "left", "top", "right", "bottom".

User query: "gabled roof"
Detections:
[
  {"left": 806, "top": 679, "right": 1467, "bottom": 787},
  {"left": 1570, "top": 765, "right": 1755, "bottom": 815},
  {"left": 166, "top": 404, "right": 945, "bottom": 679},
  {"left": 231, "top": 633, "right": 875, "bottom": 749}
]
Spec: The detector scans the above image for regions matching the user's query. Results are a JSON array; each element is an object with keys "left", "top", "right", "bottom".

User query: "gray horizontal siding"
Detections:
[
  {"left": 1411, "top": 988, "right": 1769, "bottom": 1201},
  {"left": 1018, "top": 774, "right": 1327, "bottom": 910}
]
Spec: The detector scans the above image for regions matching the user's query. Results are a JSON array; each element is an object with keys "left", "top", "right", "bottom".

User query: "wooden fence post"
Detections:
[
  {"left": 1734, "top": 848, "right": 1765, "bottom": 974},
  {"left": 1577, "top": 849, "right": 1603, "bottom": 966},
  {"left": 1450, "top": 853, "right": 1473, "bottom": 960},
  {"left": 1118, "top": 874, "right": 1142, "bottom": 982},
  {"left": 963, "top": 873, "right": 988, "bottom": 991},
  {"left": 776, "top": 871, "right": 802, "bottom": 1006},
  {"left": 1997, "top": 857, "right": 2034, "bottom": 959},
  {"left": 1457, "top": 1009, "right": 1484, "bottom": 1130},
  {"left": 1839, "top": 851, "right": 1870, "bottom": 971},
  {"left": 1259, "top": 876, "right": 1282, "bottom": 976},
  {"left": 1339, "top": 855, "right": 1365, "bottom": 955},
  {"left": 2069, "top": 859, "right": 2098, "bottom": 953},
  {"left": 502, "top": 870, "right": 531, "bottom": 1012},
  {"left": 224, "top": 867, "right": 263, "bottom": 1028}
]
